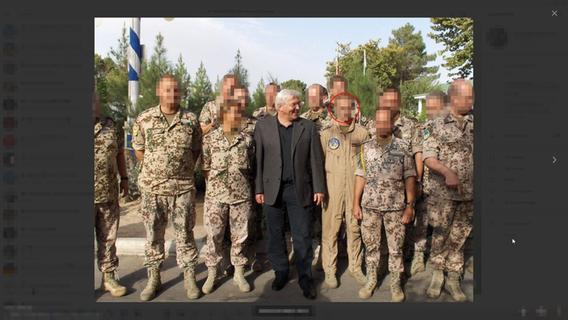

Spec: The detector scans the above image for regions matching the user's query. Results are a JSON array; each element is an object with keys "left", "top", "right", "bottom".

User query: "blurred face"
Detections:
[
  {"left": 265, "top": 85, "right": 279, "bottom": 108},
  {"left": 222, "top": 77, "right": 236, "bottom": 100},
  {"left": 223, "top": 104, "right": 242, "bottom": 129},
  {"left": 331, "top": 81, "right": 347, "bottom": 96},
  {"left": 450, "top": 80, "right": 474, "bottom": 115},
  {"left": 278, "top": 96, "right": 301, "bottom": 122},
  {"left": 425, "top": 96, "right": 445, "bottom": 119},
  {"left": 382, "top": 91, "right": 400, "bottom": 113},
  {"left": 308, "top": 86, "right": 322, "bottom": 109},
  {"left": 234, "top": 88, "right": 248, "bottom": 109},
  {"left": 334, "top": 96, "right": 353, "bottom": 122},
  {"left": 375, "top": 110, "right": 392, "bottom": 138},
  {"left": 156, "top": 77, "right": 180, "bottom": 107}
]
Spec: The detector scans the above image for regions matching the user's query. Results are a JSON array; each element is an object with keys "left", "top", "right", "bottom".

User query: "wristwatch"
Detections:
[
  {"left": 405, "top": 201, "right": 416, "bottom": 208},
  {"left": 120, "top": 176, "right": 128, "bottom": 181}
]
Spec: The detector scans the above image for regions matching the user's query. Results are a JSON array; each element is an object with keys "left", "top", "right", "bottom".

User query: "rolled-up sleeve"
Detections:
[
  {"left": 131, "top": 119, "right": 144, "bottom": 151},
  {"left": 422, "top": 130, "right": 439, "bottom": 162}
]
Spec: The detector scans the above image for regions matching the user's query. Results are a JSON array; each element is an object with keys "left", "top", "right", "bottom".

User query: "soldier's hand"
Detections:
[
  {"left": 255, "top": 193, "right": 265, "bottom": 204},
  {"left": 445, "top": 170, "right": 460, "bottom": 189},
  {"left": 416, "top": 181, "right": 423, "bottom": 199},
  {"left": 401, "top": 207, "right": 415, "bottom": 225},
  {"left": 313, "top": 193, "right": 325, "bottom": 206},
  {"left": 120, "top": 179, "right": 129, "bottom": 197},
  {"left": 353, "top": 205, "right": 363, "bottom": 220}
]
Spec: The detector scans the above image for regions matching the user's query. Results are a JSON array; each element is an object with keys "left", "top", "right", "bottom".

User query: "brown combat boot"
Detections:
[
  {"left": 410, "top": 251, "right": 426, "bottom": 276},
  {"left": 183, "top": 267, "right": 200, "bottom": 300},
  {"left": 101, "top": 271, "right": 127, "bottom": 297},
  {"left": 426, "top": 269, "right": 445, "bottom": 299},
  {"left": 445, "top": 271, "right": 467, "bottom": 302},
  {"left": 358, "top": 265, "right": 377, "bottom": 299},
  {"left": 233, "top": 265, "right": 251, "bottom": 292},
  {"left": 201, "top": 266, "right": 217, "bottom": 294},
  {"left": 390, "top": 272, "right": 405, "bottom": 302},
  {"left": 350, "top": 267, "right": 368, "bottom": 286},
  {"left": 324, "top": 272, "right": 338, "bottom": 289},
  {"left": 140, "top": 267, "right": 161, "bottom": 301}
]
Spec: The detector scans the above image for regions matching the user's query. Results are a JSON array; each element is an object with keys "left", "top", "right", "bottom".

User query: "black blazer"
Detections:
[{"left": 254, "top": 116, "right": 326, "bottom": 207}]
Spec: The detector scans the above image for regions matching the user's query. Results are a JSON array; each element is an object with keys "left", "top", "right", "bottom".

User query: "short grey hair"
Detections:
[{"left": 275, "top": 89, "right": 301, "bottom": 110}]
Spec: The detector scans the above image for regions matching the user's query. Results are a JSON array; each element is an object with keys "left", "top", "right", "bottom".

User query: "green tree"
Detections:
[
  {"left": 387, "top": 23, "right": 438, "bottom": 88},
  {"left": 138, "top": 33, "right": 172, "bottom": 115},
  {"left": 399, "top": 75, "right": 444, "bottom": 119},
  {"left": 228, "top": 49, "right": 250, "bottom": 88},
  {"left": 429, "top": 17, "right": 474, "bottom": 78},
  {"left": 173, "top": 54, "right": 191, "bottom": 110},
  {"left": 190, "top": 61, "right": 214, "bottom": 112},
  {"left": 250, "top": 77, "right": 266, "bottom": 115}
]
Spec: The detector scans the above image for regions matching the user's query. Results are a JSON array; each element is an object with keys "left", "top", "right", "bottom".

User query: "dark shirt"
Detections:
[{"left": 277, "top": 118, "right": 294, "bottom": 184}]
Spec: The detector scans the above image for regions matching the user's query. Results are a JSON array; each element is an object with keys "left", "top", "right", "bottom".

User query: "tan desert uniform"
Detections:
[
  {"left": 132, "top": 105, "right": 202, "bottom": 269},
  {"left": 320, "top": 120, "right": 369, "bottom": 275},
  {"left": 356, "top": 136, "right": 416, "bottom": 272},
  {"left": 199, "top": 97, "right": 223, "bottom": 129},
  {"left": 422, "top": 112, "right": 473, "bottom": 273},
  {"left": 201, "top": 121, "right": 255, "bottom": 268},
  {"left": 94, "top": 117, "right": 123, "bottom": 272}
]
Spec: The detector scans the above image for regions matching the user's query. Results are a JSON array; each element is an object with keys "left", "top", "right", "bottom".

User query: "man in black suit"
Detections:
[{"left": 253, "top": 89, "right": 326, "bottom": 299}]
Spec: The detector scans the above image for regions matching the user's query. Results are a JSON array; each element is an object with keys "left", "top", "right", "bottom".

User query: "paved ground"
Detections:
[
  {"left": 95, "top": 254, "right": 474, "bottom": 303},
  {"left": 98, "top": 195, "right": 474, "bottom": 303}
]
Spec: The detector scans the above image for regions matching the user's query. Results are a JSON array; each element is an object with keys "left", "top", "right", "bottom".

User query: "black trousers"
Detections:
[{"left": 264, "top": 183, "right": 314, "bottom": 279}]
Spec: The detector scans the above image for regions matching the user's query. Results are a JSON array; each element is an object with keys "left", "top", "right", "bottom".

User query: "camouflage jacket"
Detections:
[
  {"left": 366, "top": 115, "right": 419, "bottom": 155},
  {"left": 94, "top": 117, "right": 123, "bottom": 204},
  {"left": 356, "top": 136, "right": 416, "bottom": 211},
  {"left": 301, "top": 107, "right": 331, "bottom": 132},
  {"left": 422, "top": 112, "right": 474, "bottom": 201},
  {"left": 199, "top": 98, "right": 222, "bottom": 128},
  {"left": 202, "top": 120, "right": 255, "bottom": 204},
  {"left": 252, "top": 105, "right": 277, "bottom": 120},
  {"left": 132, "top": 105, "right": 202, "bottom": 195}
]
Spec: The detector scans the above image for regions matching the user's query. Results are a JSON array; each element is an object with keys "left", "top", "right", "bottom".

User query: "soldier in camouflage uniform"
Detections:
[
  {"left": 409, "top": 91, "right": 447, "bottom": 276},
  {"left": 301, "top": 84, "right": 331, "bottom": 132},
  {"left": 320, "top": 94, "right": 369, "bottom": 288},
  {"left": 93, "top": 90, "right": 128, "bottom": 297},
  {"left": 252, "top": 82, "right": 280, "bottom": 119},
  {"left": 199, "top": 74, "right": 237, "bottom": 135},
  {"left": 423, "top": 79, "right": 474, "bottom": 302},
  {"left": 200, "top": 99, "right": 256, "bottom": 294},
  {"left": 132, "top": 75, "right": 203, "bottom": 301},
  {"left": 353, "top": 109, "right": 417, "bottom": 302}
]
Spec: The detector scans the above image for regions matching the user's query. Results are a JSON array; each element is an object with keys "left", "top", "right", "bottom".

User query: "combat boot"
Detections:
[
  {"left": 390, "top": 272, "right": 405, "bottom": 302},
  {"left": 410, "top": 251, "right": 426, "bottom": 276},
  {"left": 201, "top": 266, "right": 217, "bottom": 294},
  {"left": 233, "top": 265, "right": 251, "bottom": 292},
  {"left": 426, "top": 269, "right": 444, "bottom": 299},
  {"left": 183, "top": 267, "right": 200, "bottom": 300},
  {"left": 358, "top": 265, "right": 377, "bottom": 299},
  {"left": 445, "top": 271, "right": 467, "bottom": 302},
  {"left": 140, "top": 267, "right": 161, "bottom": 301},
  {"left": 324, "top": 272, "right": 338, "bottom": 289},
  {"left": 101, "top": 271, "right": 127, "bottom": 297},
  {"left": 349, "top": 267, "right": 368, "bottom": 285}
]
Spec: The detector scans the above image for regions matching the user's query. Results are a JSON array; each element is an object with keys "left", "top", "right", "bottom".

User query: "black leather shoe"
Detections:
[
  {"left": 271, "top": 271, "right": 289, "bottom": 291},
  {"left": 299, "top": 276, "right": 316, "bottom": 300}
]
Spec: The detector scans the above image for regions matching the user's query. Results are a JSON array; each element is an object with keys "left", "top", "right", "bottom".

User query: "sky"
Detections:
[{"left": 94, "top": 17, "right": 453, "bottom": 92}]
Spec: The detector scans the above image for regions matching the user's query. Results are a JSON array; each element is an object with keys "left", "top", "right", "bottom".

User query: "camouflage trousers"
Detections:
[
  {"left": 94, "top": 201, "right": 120, "bottom": 272},
  {"left": 428, "top": 197, "right": 473, "bottom": 273},
  {"left": 203, "top": 199, "right": 253, "bottom": 267},
  {"left": 404, "top": 194, "right": 430, "bottom": 254},
  {"left": 140, "top": 190, "right": 198, "bottom": 269},
  {"left": 361, "top": 208, "right": 406, "bottom": 273}
]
